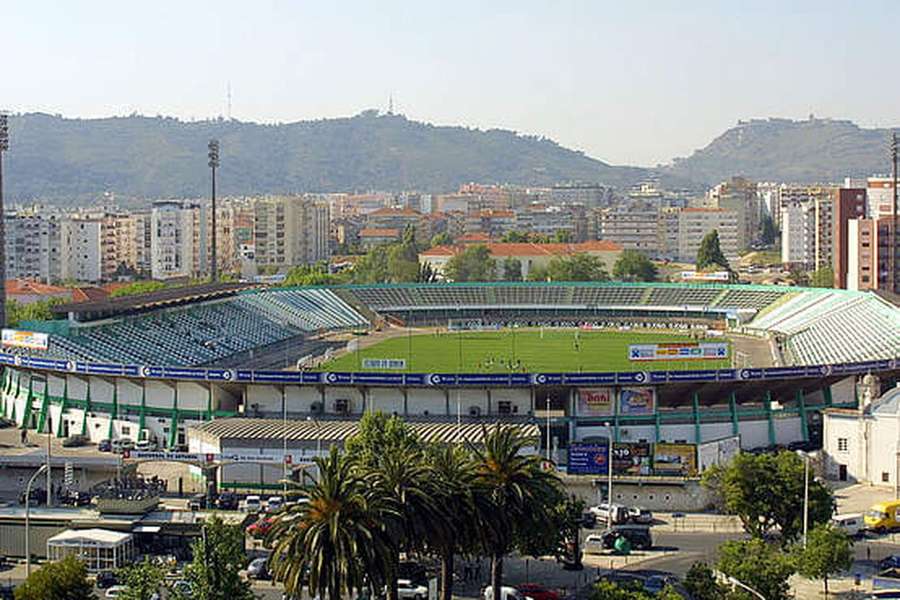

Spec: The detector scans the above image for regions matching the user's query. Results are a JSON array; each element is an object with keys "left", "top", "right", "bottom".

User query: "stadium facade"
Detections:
[{"left": 0, "top": 282, "right": 898, "bottom": 491}]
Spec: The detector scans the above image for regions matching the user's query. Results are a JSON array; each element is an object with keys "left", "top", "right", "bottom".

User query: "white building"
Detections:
[
  {"left": 151, "top": 200, "right": 200, "bottom": 280},
  {"left": 598, "top": 206, "right": 661, "bottom": 257},
  {"left": 823, "top": 376, "right": 900, "bottom": 484},
  {"left": 253, "top": 195, "right": 330, "bottom": 269},
  {"left": 676, "top": 208, "right": 740, "bottom": 265},
  {"left": 4, "top": 208, "right": 63, "bottom": 284},
  {"left": 779, "top": 187, "right": 835, "bottom": 269},
  {"left": 61, "top": 218, "right": 103, "bottom": 283}
]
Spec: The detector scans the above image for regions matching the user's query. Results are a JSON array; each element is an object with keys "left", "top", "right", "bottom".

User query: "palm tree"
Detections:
[
  {"left": 366, "top": 443, "right": 440, "bottom": 600},
  {"left": 472, "top": 425, "right": 563, "bottom": 600},
  {"left": 268, "top": 447, "right": 395, "bottom": 600},
  {"left": 427, "top": 444, "right": 492, "bottom": 600}
]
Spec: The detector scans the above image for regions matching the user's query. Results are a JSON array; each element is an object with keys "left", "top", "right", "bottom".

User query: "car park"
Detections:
[
  {"left": 266, "top": 496, "right": 283, "bottom": 512},
  {"left": 627, "top": 507, "right": 654, "bottom": 524},
  {"left": 214, "top": 492, "right": 239, "bottom": 510},
  {"left": 599, "top": 525, "right": 653, "bottom": 550},
  {"left": 62, "top": 434, "right": 89, "bottom": 448}
]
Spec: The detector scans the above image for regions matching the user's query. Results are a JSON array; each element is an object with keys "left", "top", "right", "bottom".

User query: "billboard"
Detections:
[
  {"left": 2, "top": 329, "right": 49, "bottom": 351},
  {"left": 698, "top": 435, "right": 741, "bottom": 472},
  {"left": 653, "top": 443, "right": 698, "bottom": 476},
  {"left": 576, "top": 388, "right": 614, "bottom": 416},
  {"left": 628, "top": 342, "right": 729, "bottom": 362},
  {"left": 362, "top": 358, "right": 407, "bottom": 370},
  {"left": 680, "top": 271, "right": 731, "bottom": 282},
  {"left": 618, "top": 387, "right": 656, "bottom": 416},
  {"left": 567, "top": 441, "right": 610, "bottom": 475},
  {"left": 612, "top": 442, "right": 653, "bottom": 475}
]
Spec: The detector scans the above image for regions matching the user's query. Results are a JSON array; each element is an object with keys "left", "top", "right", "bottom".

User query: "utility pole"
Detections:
[
  {"left": 208, "top": 140, "right": 220, "bottom": 282},
  {"left": 0, "top": 114, "right": 9, "bottom": 328}
]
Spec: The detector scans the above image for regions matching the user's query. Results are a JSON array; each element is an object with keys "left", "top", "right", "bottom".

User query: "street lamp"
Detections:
[
  {"left": 25, "top": 464, "right": 49, "bottom": 577},
  {"left": 306, "top": 416, "right": 322, "bottom": 482},
  {"left": 0, "top": 113, "right": 9, "bottom": 327},
  {"left": 796, "top": 449, "right": 816, "bottom": 547},
  {"left": 605, "top": 421, "right": 613, "bottom": 530},
  {"left": 545, "top": 397, "right": 551, "bottom": 462},
  {"left": 207, "top": 139, "right": 220, "bottom": 282},
  {"left": 726, "top": 575, "right": 766, "bottom": 600}
]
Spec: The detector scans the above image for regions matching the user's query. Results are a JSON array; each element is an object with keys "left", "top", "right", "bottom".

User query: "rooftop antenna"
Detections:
[
  {"left": 227, "top": 82, "right": 232, "bottom": 120},
  {"left": 388, "top": 93, "right": 394, "bottom": 115}
]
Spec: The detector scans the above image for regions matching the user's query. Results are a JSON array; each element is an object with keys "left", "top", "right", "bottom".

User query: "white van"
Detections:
[
  {"left": 483, "top": 586, "right": 524, "bottom": 600},
  {"left": 241, "top": 495, "right": 262, "bottom": 513},
  {"left": 832, "top": 513, "right": 864, "bottom": 537}
]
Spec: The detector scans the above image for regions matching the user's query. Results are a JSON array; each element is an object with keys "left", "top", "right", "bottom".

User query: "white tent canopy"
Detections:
[{"left": 47, "top": 528, "right": 134, "bottom": 572}]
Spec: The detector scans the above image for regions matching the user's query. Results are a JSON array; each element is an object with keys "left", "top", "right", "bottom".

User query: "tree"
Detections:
[
  {"left": 427, "top": 445, "right": 489, "bottom": 600},
  {"left": 109, "top": 280, "right": 168, "bottom": 298},
  {"left": 702, "top": 451, "right": 834, "bottom": 543},
  {"left": 14, "top": 554, "right": 95, "bottom": 600},
  {"left": 283, "top": 262, "right": 340, "bottom": 287},
  {"left": 472, "top": 425, "right": 564, "bottom": 600},
  {"left": 810, "top": 266, "right": 834, "bottom": 288},
  {"left": 793, "top": 523, "right": 853, "bottom": 595},
  {"left": 546, "top": 253, "right": 609, "bottom": 282},
  {"left": 717, "top": 538, "right": 795, "bottom": 600},
  {"left": 501, "top": 258, "right": 523, "bottom": 281},
  {"left": 683, "top": 562, "right": 729, "bottom": 600},
  {"left": 430, "top": 232, "right": 453, "bottom": 247},
  {"left": 116, "top": 557, "right": 167, "bottom": 600},
  {"left": 612, "top": 250, "right": 658, "bottom": 282},
  {"left": 761, "top": 214, "right": 778, "bottom": 246},
  {"left": 268, "top": 447, "right": 394, "bottom": 600},
  {"left": 444, "top": 245, "right": 496, "bottom": 282},
  {"left": 6, "top": 297, "right": 66, "bottom": 327},
  {"left": 590, "top": 580, "right": 684, "bottom": 600},
  {"left": 181, "top": 515, "right": 255, "bottom": 600},
  {"left": 789, "top": 266, "right": 810, "bottom": 287},
  {"left": 696, "top": 230, "right": 731, "bottom": 272}
]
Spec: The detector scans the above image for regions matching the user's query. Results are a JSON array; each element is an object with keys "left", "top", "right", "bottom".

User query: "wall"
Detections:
[{"left": 562, "top": 475, "right": 715, "bottom": 512}]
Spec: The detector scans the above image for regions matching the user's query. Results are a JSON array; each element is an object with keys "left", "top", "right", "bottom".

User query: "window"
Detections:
[
  {"left": 121, "top": 426, "right": 131, "bottom": 436},
  {"left": 837, "top": 438, "right": 848, "bottom": 452},
  {"left": 884, "top": 472, "right": 890, "bottom": 483}
]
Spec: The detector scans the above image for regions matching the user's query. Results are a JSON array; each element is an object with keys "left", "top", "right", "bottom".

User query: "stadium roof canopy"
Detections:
[
  {"left": 51, "top": 282, "right": 259, "bottom": 322},
  {"left": 189, "top": 417, "right": 540, "bottom": 447}
]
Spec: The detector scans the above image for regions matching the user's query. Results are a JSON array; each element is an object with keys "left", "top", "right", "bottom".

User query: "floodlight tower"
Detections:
[
  {"left": 208, "top": 139, "right": 220, "bottom": 282},
  {"left": 892, "top": 132, "right": 898, "bottom": 293},
  {"left": 0, "top": 114, "right": 9, "bottom": 327}
]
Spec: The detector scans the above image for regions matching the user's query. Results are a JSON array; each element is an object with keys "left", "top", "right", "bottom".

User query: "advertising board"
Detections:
[
  {"left": 576, "top": 387, "right": 614, "bottom": 416},
  {"left": 618, "top": 387, "right": 656, "bottom": 415},
  {"left": 2, "top": 329, "right": 49, "bottom": 351},
  {"left": 628, "top": 342, "right": 729, "bottom": 361},
  {"left": 612, "top": 442, "right": 653, "bottom": 475},
  {"left": 653, "top": 443, "right": 698, "bottom": 476},
  {"left": 567, "top": 441, "right": 609, "bottom": 475}
]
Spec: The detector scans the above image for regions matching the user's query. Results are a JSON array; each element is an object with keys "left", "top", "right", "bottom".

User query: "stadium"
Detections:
[{"left": 1, "top": 281, "right": 898, "bottom": 498}]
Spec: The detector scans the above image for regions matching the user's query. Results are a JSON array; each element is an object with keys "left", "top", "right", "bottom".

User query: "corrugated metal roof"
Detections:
[{"left": 189, "top": 417, "right": 539, "bottom": 446}]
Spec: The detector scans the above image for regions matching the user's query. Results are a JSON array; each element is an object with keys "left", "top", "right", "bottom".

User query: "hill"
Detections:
[
  {"left": 2, "top": 111, "right": 653, "bottom": 202},
  {"left": 665, "top": 117, "right": 897, "bottom": 185}
]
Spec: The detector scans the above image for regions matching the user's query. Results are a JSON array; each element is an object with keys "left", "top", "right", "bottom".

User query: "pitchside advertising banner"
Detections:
[
  {"left": 576, "top": 388, "right": 614, "bottom": 416},
  {"left": 2, "top": 329, "right": 49, "bottom": 351},
  {"left": 618, "top": 387, "right": 656, "bottom": 415},
  {"left": 362, "top": 358, "right": 407, "bottom": 370},
  {"left": 628, "top": 342, "right": 729, "bottom": 361}
]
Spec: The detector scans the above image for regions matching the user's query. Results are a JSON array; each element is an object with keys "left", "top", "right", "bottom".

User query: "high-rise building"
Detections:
[
  {"left": 597, "top": 205, "right": 660, "bottom": 257},
  {"left": 777, "top": 186, "right": 837, "bottom": 270},
  {"left": 833, "top": 188, "right": 867, "bottom": 288},
  {"left": 4, "top": 208, "right": 63, "bottom": 284},
  {"left": 60, "top": 210, "right": 138, "bottom": 283},
  {"left": 253, "top": 195, "right": 330, "bottom": 269},
  {"left": 677, "top": 208, "right": 740, "bottom": 265},
  {"left": 707, "top": 177, "right": 759, "bottom": 251},
  {"left": 846, "top": 216, "right": 900, "bottom": 292},
  {"left": 151, "top": 200, "right": 201, "bottom": 280}
]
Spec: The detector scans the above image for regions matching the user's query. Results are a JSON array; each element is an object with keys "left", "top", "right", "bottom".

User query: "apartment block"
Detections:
[
  {"left": 833, "top": 188, "right": 867, "bottom": 288},
  {"left": 253, "top": 195, "right": 330, "bottom": 269},
  {"left": 676, "top": 208, "right": 740, "bottom": 265},
  {"left": 706, "top": 177, "right": 759, "bottom": 251},
  {"left": 366, "top": 207, "right": 431, "bottom": 244},
  {"left": 4, "top": 208, "right": 63, "bottom": 284},
  {"left": 151, "top": 201, "right": 201, "bottom": 280},
  {"left": 598, "top": 206, "right": 660, "bottom": 257}
]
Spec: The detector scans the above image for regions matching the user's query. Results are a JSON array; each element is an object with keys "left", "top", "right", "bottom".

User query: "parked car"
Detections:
[
  {"left": 832, "top": 513, "right": 864, "bottom": 537},
  {"left": 516, "top": 583, "right": 560, "bottom": 600},
  {"left": 61, "top": 490, "right": 92, "bottom": 507},
  {"left": 880, "top": 555, "right": 900, "bottom": 570},
  {"left": 600, "top": 525, "right": 653, "bottom": 550},
  {"left": 18, "top": 488, "right": 46, "bottom": 505},
  {"left": 247, "top": 517, "right": 274, "bottom": 537},
  {"left": 397, "top": 561, "right": 427, "bottom": 585},
  {"left": 189, "top": 493, "right": 207, "bottom": 511},
  {"left": 627, "top": 507, "right": 654, "bottom": 524},
  {"left": 214, "top": 492, "right": 239, "bottom": 511},
  {"left": 265, "top": 496, "right": 283, "bottom": 512},
  {"left": 397, "top": 579, "right": 428, "bottom": 600},
  {"left": 580, "top": 511, "right": 597, "bottom": 528},
  {"left": 483, "top": 586, "right": 525, "bottom": 600},
  {"left": 241, "top": 495, "right": 262, "bottom": 512},
  {"left": 98, "top": 439, "right": 112, "bottom": 452},
  {"left": 62, "top": 434, "right": 89, "bottom": 448},
  {"left": 96, "top": 571, "right": 117, "bottom": 589},
  {"left": 136, "top": 439, "right": 157, "bottom": 451},
  {"left": 247, "top": 556, "right": 270, "bottom": 580},
  {"left": 588, "top": 503, "right": 629, "bottom": 525},
  {"left": 111, "top": 438, "right": 134, "bottom": 454},
  {"left": 171, "top": 580, "right": 192, "bottom": 597},
  {"left": 105, "top": 586, "right": 127, "bottom": 598}
]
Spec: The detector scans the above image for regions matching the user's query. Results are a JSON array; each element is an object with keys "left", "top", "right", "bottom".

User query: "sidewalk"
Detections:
[{"left": 648, "top": 512, "right": 743, "bottom": 534}]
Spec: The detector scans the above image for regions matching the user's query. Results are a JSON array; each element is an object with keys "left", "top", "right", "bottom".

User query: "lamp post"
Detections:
[
  {"left": 797, "top": 449, "right": 815, "bottom": 547},
  {"left": 207, "top": 139, "right": 220, "bottom": 282},
  {"left": 606, "top": 421, "right": 614, "bottom": 530},
  {"left": 25, "top": 464, "right": 49, "bottom": 577},
  {"left": 0, "top": 113, "right": 9, "bottom": 327},
  {"left": 545, "top": 397, "right": 551, "bottom": 462},
  {"left": 726, "top": 575, "right": 766, "bottom": 600},
  {"left": 306, "top": 416, "right": 322, "bottom": 482},
  {"left": 46, "top": 414, "right": 52, "bottom": 508},
  {"left": 282, "top": 386, "right": 287, "bottom": 497}
]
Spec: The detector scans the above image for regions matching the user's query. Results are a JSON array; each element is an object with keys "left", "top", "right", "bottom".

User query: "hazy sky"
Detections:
[{"left": 4, "top": 0, "right": 899, "bottom": 166}]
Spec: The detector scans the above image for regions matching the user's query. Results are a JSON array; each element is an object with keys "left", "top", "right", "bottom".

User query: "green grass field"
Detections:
[{"left": 318, "top": 329, "right": 732, "bottom": 373}]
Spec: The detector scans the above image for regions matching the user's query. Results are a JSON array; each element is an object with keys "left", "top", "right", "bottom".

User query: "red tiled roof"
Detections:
[
  {"left": 368, "top": 207, "right": 422, "bottom": 217},
  {"left": 359, "top": 228, "right": 401, "bottom": 238},
  {"left": 5, "top": 279, "right": 70, "bottom": 296},
  {"left": 457, "top": 232, "right": 491, "bottom": 242},
  {"left": 71, "top": 286, "right": 109, "bottom": 303},
  {"left": 420, "top": 240, "right": 622, "bottom": 258}
]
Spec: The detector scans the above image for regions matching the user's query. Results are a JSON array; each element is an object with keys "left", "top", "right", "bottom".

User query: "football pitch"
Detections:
[{"left": 318, "top": 329, "right": 732, "bottom": 373}]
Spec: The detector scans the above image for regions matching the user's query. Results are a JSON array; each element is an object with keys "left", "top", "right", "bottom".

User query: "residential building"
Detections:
[
  {"left": 598, "top": 205, "right": 660, "bottom": 257},
  {"left": 132, "top": 211, "right": 152, "bottom": 276},
  {"left": 365, "top": 207, "right": 430, "bottom": 244},
  {"left": 550, "top": 183, "right": 613, "bottom": 208},
  {"left": 61, "top": 217, "right": 103, "bottom": 283},
  {"left": 676, "top": 208, "right": 740, "bottom": 265},
  {"left": 847, "top": 218, "right": 876, "bottom": 291},
  {"left": 517, "top": 205, "right": 586, "bottom": 241},
  {"left": 706, "top": 177, "right": 759, "bottom": 251},
  {"left": 253, "top": 195, "right": 330, "bottom": 270},
  {"left": 150, "top": 200, "right": 201, "bottom": 280},
  {"left": 833, "top": 188, "right": 867, "bottom": 288},
  {"left": 464, "top": 209, "right": 517, "bottom": 239},
  {"left": 867, "top": 177, "right": 898, "bottom": 219},
  {"left": 358, "top": 228, "right": 401, "bottom": 249},
  {"left": 4, "top": 208, "right": 63, "bottom": 284},
  {"left": 778, "top": 186, "right": 837, "bottom": 271}
]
